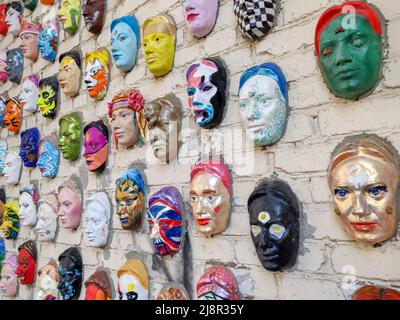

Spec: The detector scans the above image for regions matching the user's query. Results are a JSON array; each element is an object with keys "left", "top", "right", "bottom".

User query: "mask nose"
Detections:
[
  {"left": 246, "top": 101, "right": 258, "bottom": 120},
  {"left": 352, "top": 193, "right": 368, "bottom": 216},
  {"left": 150, "top": 223, "right": 159, "bottom": 239},
  {"left": 335, "top": 41, "right": 352, "bottom": 67},
  {"left": 258, "top": 229, "right": 272, "bottom": 250}
]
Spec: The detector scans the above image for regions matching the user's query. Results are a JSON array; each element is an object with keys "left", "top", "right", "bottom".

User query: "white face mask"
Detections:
[
  {"left": 85, "top": 194, "right": 110, "bottom": 247},
  {"left": 118, "top": 274, "right": 148, "bottom": 300},
  {"left": 19, "top": 191, "right": 37, "bottom": 226},
  {"left": 36, "top": 273, "right": 59, "bottom": 300},
  {"left": 5, "top": 7, "right": 21, "bottom": 36},
  {"left": 35, "top": 202, "right": 58, "bottom": 241},
  {"left": 3, "top": 151, "right": 22, "bottom": 185},
  {"left": 20, "top": 78, "right": 39, "bottom": 114}
]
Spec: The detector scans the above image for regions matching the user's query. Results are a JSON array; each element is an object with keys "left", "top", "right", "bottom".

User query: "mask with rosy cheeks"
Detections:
[
  {"left": 58, "top": 51, "right": 82, "bottom": 97},
  {"left": 0, "top": 4, "right": 8, "bottom": 41},
  {"left": 196, "top": 267, "right": 240, "bottom": 300},
  {"left": 35, "top": 195, "right": 59, "bottom": 242},
  {"left": 19, "top": 185, "right": 39, "bottom": 227},
  {"left": 5, "top": 2, "right": 23, "bottom": 37},
  {"left": 57, "top": 178, "right": 82, "bottom": 229},
  {"left": 58, "top": 0, "right": 80, "bottom": 35},
  {"left": 82, "top": 0, "right": 106, "bottom": 34},
  {"left": 117, "top": 259, "right": 149, "bottom": 300},
  {"left": 15, "top": 241, "right": 37, "bottom": 285},
  {"left": 0, "top": 50, "right": 8, "bottom": 85},
  {"left": 37, "top": 137, "right": 60, "bottom": 179},
  {"left": 157, "top": 285, "right": 189, "bottom": 300},
  {"left": 182, "top": 0, "right": 219, "bottom": 38},
  {"left": 84, "top": 270, "right": 112, "bottom": 300},
  {"left": 6, "top": 48, "right": 24, "bottom": 85},
  {"left": 3, "top": 150, "right": 22, "bottom": 186},
  {"left": 59, "top": 113, "right": 82, "bottom": 161},
  {"left": 36, "top": 260, "right": 60, "bottom": 300},
  {"left": 85, "top": 192, "right": 110, "bottom": 247},
  {"left": 38, "top": 77, "right": 59, "bottom": 119},
  {"left": 58, "top": 247, "right": 82, "bottom": 300},
  {"left": 84, "top": 49, "right": 110, "bottom": 101},
  {"left": 19, "top": 75, "right": 40, "bottom": 114},
  {"left": 0, "top": 255, "right": 18, "bottom": 297},
  {"left": 19, "top": 20, "right": 40, "bottom": 62},
  {"left": 3, "top": 97, "right": 22, "bottom": 133},
  {"left": 83, "top": 121, "right": 108, "bottom": 172},
  {"left": 19, "top": 128, "right": 40, "bottom": 167},
  {"left": 0, "top": 201, "right": 20, "bottom": 240}
]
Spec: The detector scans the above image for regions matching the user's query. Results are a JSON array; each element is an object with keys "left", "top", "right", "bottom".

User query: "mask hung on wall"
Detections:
[
  {"left": 19, "top": 20, "right": 40, "bottom": 62},
  {"left": 41, "top": 0, "right": 55, "bottom": 5},
  {"left": 0, "top": 239, "right": 4, "bottom": 271},
  {"left": 197, "top": 267, "right": 241, "bottom": 300},
  {"left": 0, "top": 51, "right": 7, "bottom": 85},
  {"left": 186, "top": 57, "right": 227, "bottom": 129},
  {"left": 352, "top": 285, "right": 400, "bottom": 300},
  {"left": 83, "top": 120, "right": 109, "bottom": 172},
  {"left": 117, "top": 259, "right": 149, "bottom": 300},
  {"left": 0, "top": 201, "right": 19, "bottom": 240},
  {"left": 35, "top": 194, "right": 59, "bottom": 242},
  {"left": 85, "top": 192, "right": 110, "bottom": 248},
  {"left": 82, "top": 0, "right": 105, "bottom": 34},
  {"left": 58, "top": 247, "right": 82, "bottom": 300},
  {"left": 239, "top": 63, "right": 288, "bottom": 146},
  {"left": 58, "top": 51, "right": 82, "bottom": 97},
  {"left": 15, "top": 240, "right": 37, "bottom": 285},
  {"left": 19, "top": 185, "right": 39, "bottom": 227},
  {"left": 248, "top": 179, "right": 300, "bottom": 271},
  {"left": 38, "top": 76, "right": 59, "bottom": 118},
  {"left": 19, "top": 128, "right": 40, "bottom": 168},
  {"left": 6, "top": 48, "right": 24, "bottom": 85},
  {"left": 0, "top": 140, "right": 7, "bottom": 174},
  {"left": 85, "top": 270, "right": 112, "bottom": 300},
  {"left": 148, "top": 187, "right": 184, "bottom": 257},
  {"left": 23, "top": 0, "right": 38, "bottom": 12},
  {"left": 328, "top": 134, "right": 400, "bottom": 245},
  {"left": 145, "top": 94, "right": 182, "bottom": 163},
  {"left": 0, "top": 255, "right": 18, "bottom": 297},
  {"left": 190, "top": 162, "right": 231, "bottom": 236},
  {"left": 84, "top": 48, "right": 110, "bottom": 101},
  {"left": 157, "top": 283, "right": 189, "bottom": 300},
  {"left": 57, "top": 177, "right": 82, "bottom": 229},
  {"left": 111, "top": 16, "right": 140, "bottom": 72},
  {"left": 58, "top": 0, "right": 80, "bottom": 35},
  {"left": 181, "top": 0, "right": 219, "bottom": 38},
  {"left": 38, "top": 8, "right": 59, "bottom": 62},
  {"left": 5, "top": 2, "right": 23, "bottom": 37},
  {"left": 19, "top": 74, "right": 40, "bottom": 114},
  {"left": 115, "top": 169, "right": 146, "bottom": 231},
  {"left": 0, "top": 4, "right": 9, "bottom": 41},
  {"left": 59, "top": 113, "right": 82, "bottom": 161},
  {"left": 315, "top": 2, "right": 383, "bottom": 100},
  {"left": 3, "top": 97, "right": 22, "bottom": 133},
  {"left": 37, "top": 135, "right": 60, "bottom": 179},
  {"left": 36, "top": 260, "right": 60, "bottom": 300},
  {"left": 0, "top": 189, "right": 5, "bottom": 218},
  {"left": 234, "top": 0, "right": 276, "bottom": 40},
  {"left": 143, "top": 14, "right": 176, "bottom": 77},
  {"left": 108, "top": 90, "right": 146, "bottom": 149},
  {"left": 3, "top": 149, "right": 22, "bottom": 185},
  {"left": 0, "top": 94, "right": 8, "bottom": 127}
]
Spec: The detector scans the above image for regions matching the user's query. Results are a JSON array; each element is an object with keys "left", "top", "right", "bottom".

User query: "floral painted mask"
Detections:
[
  {"left": 58, "top": 0, "right": 80, "bottom": 34},
  {"left": 19, "top": 74, "right": 40, "bottom": 114},
  {"left": 36, "top": 260, "right": 60, "bottom": 300},
  {"left": 5, "top": 2, "right": 23, "bottom": 37},
  {"left": 0, "top": 201, "right": 20, "bottom": 240},
  {"left": 182, "top": 0, "right": 219, "bottom": 38},
  {"left": 59, "top": 113, "right": 82, "bottom": 161},
  {"left": 57, "top": 178, "right": 82, "bottom": 229},
  {"left": 117, "top": 259, "right": 149, "bottom": 300},
  {"left": 15, "top": 240, "right": 37, "bottom": 285},
  {"left": 82, "top": 0, "right": 105, "bottom": 34},
  {"left": 83, "top": 121, "right": 108, "bottom": 172},
  {"left": 0, "top": 50, "right": 7, "bottom": 85},
  {"left": 19, "top": 128, "right": 40, "bottom": 168},
  {"left": 196, "top": 267, "right": 240, "bottom": 300},
  {"left": 0, "top": 255, "right": 18, "bottom": 297},
  {"left": 38, "top": 76, "right": 59, "bottom": 118},
  {"left": 84, "top": 48, "right": 110, "bottom": 101},
  {"left": 19, "top": 19, "right": 40, "bottom": 62},
  {"left": 35, "top": 195, "right": 59, "bottom": 242},
  {"left": 58, "top": 51, "right": 82, "bottom": 97},
  {"left": 5, "top": 48, "right": 24, "bottom": 85},
  {"left": 3, "top": 150, "right": 22, "bottom": 185},
  {"left": 85, "top": 270, "right": 112, "bottom": 300},
  {"left": 3, "top": 97, "right": 22, "bottom": 133},
  {"left": 19, "top": 185, "right": 39, "bottom": 227},
  {"left": 57, "top": 247, "right": 82, "bottom": 300},
  {"left": 37, "top": 136, "right": 60, "bottom": 179},
  {"left": 85, "top": 192, "right": 110, "bottom": 248},
  {"left": 38, "top": 8, "right": 59, "bottom": 62}
]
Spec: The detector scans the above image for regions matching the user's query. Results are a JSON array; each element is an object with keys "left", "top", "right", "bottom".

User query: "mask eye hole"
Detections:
[
  {"left": 269, "top": 224, "right": 286, "bottom": 240},
  {"left": 251, "top": 225, "right": 261, "bottom": 237},
  {"left": 334, "top": 188, "right": 349, "bottom": 200}
]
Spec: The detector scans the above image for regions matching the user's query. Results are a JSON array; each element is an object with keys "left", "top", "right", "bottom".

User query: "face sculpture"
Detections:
[
  {"left": 0, "top": 140, "right": 7, "bottom": 175},
  {"left": 117, "top": 259, "right": 149, "bottom": 300},
  {"left": 109, "top": 90, "right": 146, "bottom": 149},
  {"left": 37, "top": 136, "right": 60, "bottom": 179},
  {"left": 145, "top": 94, "right": 182, "bottom": 163},
  {"left": 19, "top": 128, "right": 40, "bottom": 168},
  {"left": 352, "top": 285, "right": 400, "bottom": 300},
  {"left": 15, "top": 240, "right": 37, "bottom": 285},
  {"left": 41, "top": 0, "right": 55, "bottom": 5},
  {"left": 57, "top": 178, "right": 82, "bottom": 229},
  {"left": 0, "top": 201, "right": 20, "bottom": 240},
  {"left": 6, "top": 48, "right": 24, "bottom": 85},
  {"left": 19, "top": 185, "right": 39, "bottom": 227},
  {"left": 233, "top": 0, "right": 276, "bottom": 40},
  {"left": 0, "top": 255, "right": 18, "bottom": 297},
  {"left": 3, "top": 150, "right": 22, "bottom": 185},
  {"left": 83, "top": 120, "right": 109, "bottom": 172},
  {"left": 143, "top": 14, "right": 176, "bottom": 77},
  {"left": 148, "top": 187, "right": 184, "bottom": 257},
  {"left": 82, "top": 0, "right": 105, "bottom": 34},
  {"left": 197, "top": 267, "right": 240, "bottom": 300},
  {"left": 5, "top": 2, "right": 23, "bottom": 37},
  {"left": 85, "top": 270, "right": 112, "bottom": 300},
  {"left": 58, "top": 51, "right": 82, "bottom": 97},
  {"left": 0, "top": 94, "right": 7, "bottom": 127},
  {"left": 111, "top": 16, "right": 140, "bottom": 72},
  {"left": 38, "top": 9, "right": 59, "bottom": 62},
  {"left": 57, "top": 247, "right": 82, "bottom": 300},
  {"left": 38, "top": 76, "right": 59, "bottom": 118},
  {"left": 3, "top": 97, "right": 22, "bottom": 133},
  {"left": 35, "top": 195, "right": 59, "bottom": 242},
  {"left": 186, "top": 57, "right": 227, "bottom": 129},
  {"left": 115, "top": 169, "right": 146, "bottom": 231},
  {"left": 84, "top": 49, "right": 110, "bottom": 101},
  {"left": 248, "top": 179, "right": 300, "bottom": 271},
  {"left": 58, "top": 0, "right": 80, "bottom": 34},
  {"left": 315, "top": 2, "right": 383, "bottom": 100},
  {"left": 19, "top": 20, "right": 40, "bottom": 62},
  {"left": 0, "top": 4, "right": 9, "bottom": 41},
  {"left": 36, "top": 260, "right": 60, "bottom": 300},
  {"left": 23, "top": 0, "right": 38, "bottom": 11},
  {"left": 85, "top": 192, "right": 110, "bottom": 248},
  {"left": 328, "top": 135, "right": 400, "bottom": 245},
  {"left": 20, "top": 75, "right": 40, "bottom": 114},
  {"left": 239, "top": 63, "right": 288, "bottom": 146},
  {"left": 157, "top": 284, "right": 189, "bottom": 300},
  {"left": 190, "top": 162, "right": 231, "bottom": 236},
  {"left": 59, "top": 113, "right": 81, "bottom": 161},
  {"left": 182, "top": 0, "right": 218, "bottom": 38},
  {"left": 0, "top": 50, "right": 7, "bottom": 85},
  {"left": 0, "top": 189, "right": 5, "bottom": 219}
]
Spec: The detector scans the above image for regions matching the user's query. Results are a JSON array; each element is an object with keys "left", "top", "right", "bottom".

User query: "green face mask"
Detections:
[
  {"left": 59, "top": 113, "right": 81, "bottom": 161},
  {"left": 23, "top": 0, "right": 38, "bottom": 12},
  {"left": 318, "top": 14, "right": 382, "bottom": 100}
]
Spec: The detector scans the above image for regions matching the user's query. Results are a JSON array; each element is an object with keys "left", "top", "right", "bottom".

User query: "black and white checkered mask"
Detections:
[{"left": 234, "top": 0, "right": 276, "bottom": 40}]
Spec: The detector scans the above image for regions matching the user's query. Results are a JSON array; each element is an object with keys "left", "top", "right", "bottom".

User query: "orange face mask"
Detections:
[{"left": 3, "top": 98, "right": 21, "bottom": 133}]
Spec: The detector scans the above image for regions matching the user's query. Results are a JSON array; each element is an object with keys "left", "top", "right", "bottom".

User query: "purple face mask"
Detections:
[
  {"left": 182, "top": 0, "right": 219, "bottom": 38},
  {"left": 83, "top": 127, "right": 107, "bottom": 155}
]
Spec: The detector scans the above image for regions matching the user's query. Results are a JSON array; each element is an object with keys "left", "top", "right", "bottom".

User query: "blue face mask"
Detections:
[
  {"left": 38, "top": 28, "right": 59, "bottom": 62},
  {"left": 37, "top": 140, "right": 59, "bottom": 178},
  {"left": 19, "top": 128, "right": 40, "bottom": 168},
  {"left": 0, "top": 99, "right": 5, "bottom": 126},
  {"left": 111, "top": 19, "right": 138, "bottom": 72}
]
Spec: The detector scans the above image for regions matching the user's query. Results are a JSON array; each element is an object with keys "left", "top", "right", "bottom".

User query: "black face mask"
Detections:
[
  {"left": 5, "top": 48, "right": 23, "bottom": 85},
  {"left": 57, "top": 247, "right": 82, "bottom": 300},
  {"left": 248, "top": 179, "right": 300, "bottom": 272}
]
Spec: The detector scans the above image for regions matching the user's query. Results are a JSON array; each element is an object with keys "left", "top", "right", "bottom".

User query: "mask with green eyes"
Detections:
[
  {"left": 58, "top": 0, "right": 80, "bottom": 34},
  {"left": 59, "top": 113, "right": 81, "bottom": 161},
  {"left": 38, "top": 76, "right": 58, "bottom": 119}
]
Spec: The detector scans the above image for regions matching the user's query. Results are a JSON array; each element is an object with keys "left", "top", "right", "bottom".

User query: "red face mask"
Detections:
[
  {"left": 85, "top": 283, "right": 107, "bottom": 300},
  {"left": 15, "top": 248, "right": 36, "bottom": 285}
]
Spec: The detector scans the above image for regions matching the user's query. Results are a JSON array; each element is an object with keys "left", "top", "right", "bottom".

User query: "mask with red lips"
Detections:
[{"left": 83, "top": 120, "right": 108, "bottom": 172}]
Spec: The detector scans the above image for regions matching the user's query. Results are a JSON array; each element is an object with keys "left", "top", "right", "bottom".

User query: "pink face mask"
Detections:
[
  {"left": 182, "top": 0, "right": 219, "bottom": 38},
  {"left": 83, "top": 126, "right": 108, "bottom": 172},
  {"left": 0, "top": 50, "right": 7, "bottom": 85},
  {"left": 0, "top": 255, "right": 18, "bottom": 297},
  {"left": 57, "top": 185, "right": 81, "bottom": 229}
]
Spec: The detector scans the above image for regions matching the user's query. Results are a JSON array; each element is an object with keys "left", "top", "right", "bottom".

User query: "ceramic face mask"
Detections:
[
  {"left": 315, "top": 2, "right": 383, "bottom": 100},
  {"left": 23, "top": 0, "right": 38, "bottom": 11},
  {"left": 5, "top": 48, "right": 24, "bottom": 85},
  {"left": 59, "top": 113, "right": 81, "bottom": 161},
  {"left": 37, "top": 136, "right": 60, "bottom": 179},
  {"left": 58, "top": 0, "right": 80, "bottom": 34},
  {"left": 0, "top": 94, "right": 7, "bottom": 127},
  {"left": 0, "top": 50, "right": 7, "bottom": 85},
  {"left": 15, "top": 240, "right": 37, "bottom": 285},
  {"left": 197, "top": 267, "right": 240, "bottom": 300},
  {"left": 117, "top": 259, "right": 149, "bottom": 300},
  {"left": 35, "top": 195, "right": 59, "bottom": 242},
  {"left": 85, "top": 192, "right": 110, "bottom": 247},
  {"left": 186, "top": 57, "right": 227, "bottom": 129},
  {"left": 19, "top": 185, "right": 39, "bottom": 227},
  {"left": 36, "top": 260, "right": 60, "bottom": 300},
  {"left": 41, "top": 0, "right": 55, "bottom": 5},
  {"left": 234, "top": 0, "right": 276, "bottom": 40},
  {"left": 108, "top": 90, "right": 146, "bottom": 149},
  {"left": 190, "top": 162, "right": 231, "bottom": 236},
  {"left": 57, "top": 178, "right": 82, "bottom": 229},
  {"left": 58, "top": 247, "right": 82, "bottom": 300},
  {"left": 145, "top": 94, "right": 182, "bottom": 163},
  {"left": 0, "top": 140, "right": 7, "bottom": 174},
  {"left": 38, "top": 76, "right": 59, "bottom": 118},
  {"left": 82, "top": 0, "right": 105, "bottom": 34},
  {"left": 3, "top": 97, "right": 22, "bottom": 133},
  {"left": 157, "top": 284, "right": 189, "bottom": 300},
  {"left": 148, "top": 187, "right": 184, "bottom": 257},
  {"left": 3, "top": 150, "right": 22, "bottom": 185},
  {"left": 58, "top": 51, "right": 82, "bottom": 97},
  {"left": 115, "top": 169, "right": 146, "bottom": 231},
  {"left": 85, "top": 270, "right": 112, "bottom": 300},
  {"left": 83, "top": 120, "right": 108, "bottom": 172},
  {"left": 0, "top": 201, "right": 20, "bottom": 240},
  {"left": 143, "top": 14, "right": 176, "bottom": 77},
  {"left": 19, "top": 128, "right": 40, "bottom": 167},
  {"left": 352, "top": 285, "right": 400, "bottom": 300},
  {"left": 239, "top": 63, "right": 288, "bottom": 146},
  {"left": 19, "top": 20, "right": 40, "bottom": 62},
  {"left": 20, "top": 75, "right": 40, "bottom": 114},
  {"left": 111, "top": 16, "right": 140, "bottom": 72},
  {"left": 5, "top": 2, "right": 23, "bottom": 37},
  {"left": 38, "top": 9, "right": 59, "bottom": 62},
  {"left": 84, "top": 49, "right": 110, "bottom": 101},
  {"left": 248, "top": 179, "right": 300, "bottom": 271},
  {"left": 182, "top": 0, "right": 218, "bottom": 38},
  {"left": 328, "top": 135, "right": 400, "bottom": 245},
  {"left": 0, "top": 189, "right": 5, "bottom": 221},
  {"left": 0, "top": 4, "right": 9, "bottom": 41},
  {"left": 0, "top": 255, "right": 18, "bottom": 297}
]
